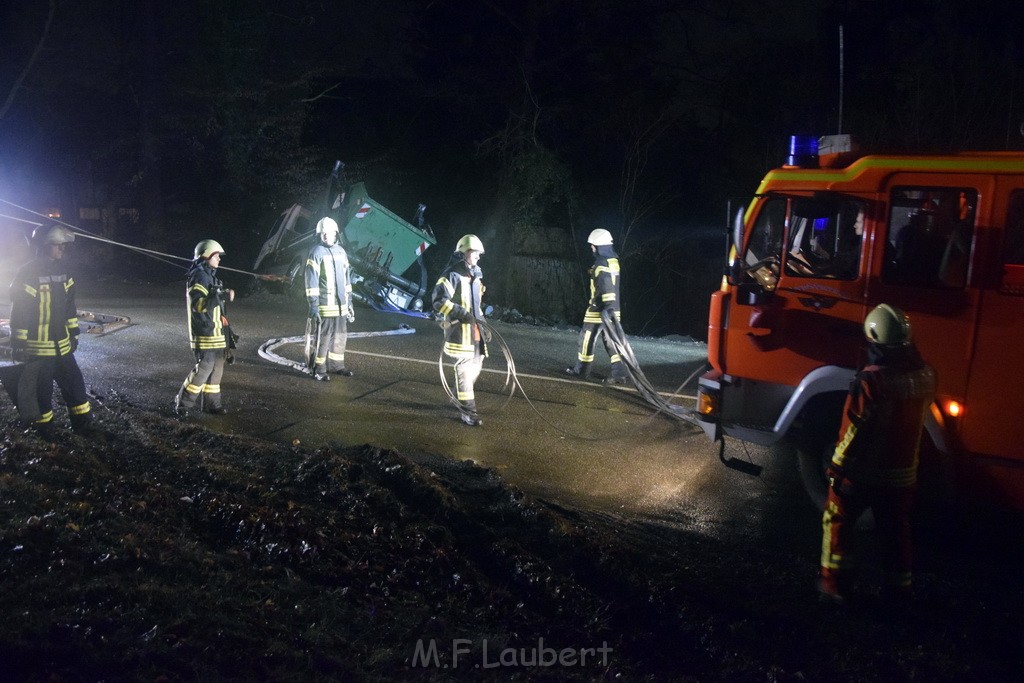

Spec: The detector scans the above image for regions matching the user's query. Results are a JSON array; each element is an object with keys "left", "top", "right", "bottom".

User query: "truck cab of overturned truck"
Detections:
[{"left": 695, "top": 135, "right": 1024, "bottom": 510}]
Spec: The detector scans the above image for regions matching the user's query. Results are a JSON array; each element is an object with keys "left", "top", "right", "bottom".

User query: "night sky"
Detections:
[{"left": 2, "top": 0, "right": 1024, "bottom": 330}]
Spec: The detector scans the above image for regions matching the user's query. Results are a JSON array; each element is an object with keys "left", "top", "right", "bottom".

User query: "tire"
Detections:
[{"left": 797, "top": 440, "right": 833, "bottom": 511}]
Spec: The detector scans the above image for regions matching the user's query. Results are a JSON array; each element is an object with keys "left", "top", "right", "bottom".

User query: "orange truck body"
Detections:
[{"left": 695, "top": 141, "right": 1024, "bottom": 510}]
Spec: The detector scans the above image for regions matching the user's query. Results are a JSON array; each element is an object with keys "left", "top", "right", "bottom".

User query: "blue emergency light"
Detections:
[{"left": 787, "top": 135, "right": 819, "bottom": 168}]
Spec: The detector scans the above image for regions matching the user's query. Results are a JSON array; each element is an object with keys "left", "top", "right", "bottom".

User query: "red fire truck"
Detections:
[{"left": 694, "top": 136, "right": 1024, "bottom": 510}]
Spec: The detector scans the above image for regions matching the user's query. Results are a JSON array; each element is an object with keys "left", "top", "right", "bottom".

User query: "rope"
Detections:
[{"left": 0, "top": 198, "right": 273, "bottom": 278}]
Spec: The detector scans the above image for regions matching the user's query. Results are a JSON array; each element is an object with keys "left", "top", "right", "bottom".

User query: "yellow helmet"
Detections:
[
  {"left": 456, "top": 234, "right": 484, "bottom": 253},
  {"left": 194, "top": 239, "right": 225, "bottom": 260},
  {"left": 587, "top": 228, "right": 614, "bottom": 246},
  {"left": 864, "top": 303, "right": 912, "bottom": 346}
]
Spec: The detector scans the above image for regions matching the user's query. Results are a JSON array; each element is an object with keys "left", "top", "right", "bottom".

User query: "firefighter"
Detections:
[
  {"left": 565, "top": 228, "right": 628, "bottom": 384},
  {"left": 3, "top": 223, "right": 94, "bottom": 440},
  {"left": 432, "top": 234, "right": 487, "bottom": 426},
  {"left": 819, "top": 303, "right": 937, "bottom": 602},
  {"left": 305, "top": 216, "right": 354, "bottom": 381},
  {"left": 175, "top": 239, "right": 235, "bottom": 415}
]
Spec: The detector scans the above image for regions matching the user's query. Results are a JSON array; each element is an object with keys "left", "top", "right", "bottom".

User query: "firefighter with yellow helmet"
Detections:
[
  {"left": 432, "top": 234, "right": 487, "bottom": 426},
  {"left": 174, "top": 239, "right": 235, "bottom": 415},
  {"left": 819, "top": 303, "right": 936, "bottom": 602},
  {"left": 565, "top": 228, "right": 629, "bottom": 384},
  {"left": 2, "top": 223, "right": 94, "bottom": 439},
  {"left": 304, "top": 216, "right": 354, "bottom": 381}
]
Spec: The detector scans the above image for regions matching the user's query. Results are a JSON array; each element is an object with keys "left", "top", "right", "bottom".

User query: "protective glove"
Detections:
[
  {"left": 308, "top": 300, "right": 321, "bottom": 322},
  {"left": 12, "top": 347, "right": 28, "bottom": 363},
  {"left": 70, "top": 336, "right": 79, "bottom": 353}
]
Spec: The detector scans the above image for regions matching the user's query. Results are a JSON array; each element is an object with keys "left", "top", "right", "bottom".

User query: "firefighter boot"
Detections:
[
  {"left": 603, "top": 362, "right": 630, "bottom": 385},
  {"left": 459, "top": 401, "right": 482, "bottom": 427},
  {"left": 817, "top": 570, "right": 850, "bottom": 604},
  {"left": 313, "top": 364, "right": 331, "bottom": 381},
  {"left": 565, "top": 362, "right": 591, "bottom": 379},
  {"left": 70, "top": 412, "right": 98, "bottom": 437}
]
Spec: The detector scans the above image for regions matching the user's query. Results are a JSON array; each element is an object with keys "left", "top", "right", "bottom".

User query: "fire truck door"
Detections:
[{"left": 962, "top": 181, "right": 1024, "bottom": 465}]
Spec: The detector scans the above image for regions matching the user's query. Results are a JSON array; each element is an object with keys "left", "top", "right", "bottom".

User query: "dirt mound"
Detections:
[{"left": 2, "top": 399, "right": 1021, "bottom": 681}]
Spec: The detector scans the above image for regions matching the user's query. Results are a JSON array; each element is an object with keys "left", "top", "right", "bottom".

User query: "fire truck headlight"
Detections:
[{"left": 945, "top": 399, "right": 963, "bottom": 418}]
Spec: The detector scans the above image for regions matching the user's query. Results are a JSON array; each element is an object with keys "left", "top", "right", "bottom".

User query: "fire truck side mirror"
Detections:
[{"left": 731, "top": 207, "right": 745, "bottom": 255}]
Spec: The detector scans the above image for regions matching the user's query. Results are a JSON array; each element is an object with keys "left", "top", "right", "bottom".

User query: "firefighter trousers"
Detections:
[
  {"left": 178, "top": 349, "right": 226, "bottom": 410},
  {"left": 2, "top": 355, "right": 91, "bottom": 428},
  {"left": 820, "top": 481, "right": 915, "bottom": 590},
  {"left": 312, "top": 316, "right": 348, "bottom": 374},
  {"left": 575, "top": 321, "right": 625, "bottom": 376},
  {"left": 454, "top": 355, "right": 483, "bottom": 413}
]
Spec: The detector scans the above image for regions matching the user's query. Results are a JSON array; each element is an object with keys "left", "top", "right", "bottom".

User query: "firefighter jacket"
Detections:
[
  {"left": 830, "top": 344, "right": 937, "bottom": 487},
  {"left": 582, "top": 245, "right": 621, "bottom": 325},
  {"left": 305, "top": 242, "right": 353, "bottom": 318},
  {"left": 186, "top": 260, "right": 228, "bottom": 351},
  {"left": 432, "top": 260, "right": 487, "bottom": 360},
  {"left": 9, "top": 256, "right": 80, "bottom": 358}
]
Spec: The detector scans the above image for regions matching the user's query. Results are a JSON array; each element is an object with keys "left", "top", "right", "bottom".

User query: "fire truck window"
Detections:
[
  {"left": 1004, "top": 190, "right": 1024, "bottom": 266},
  {"left": 883, "top": 187, "right": 976, "bottom": 288},
  {"left": 745, "top": 198, "right": 786, "bottom": 268},
  {"left": 784, "top": 198, "right": 867, "bottom": 280}
]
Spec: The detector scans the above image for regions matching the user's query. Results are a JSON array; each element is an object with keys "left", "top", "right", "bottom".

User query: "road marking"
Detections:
[{"left": 259, "top": 334, "right": 697, "bottom": 401}]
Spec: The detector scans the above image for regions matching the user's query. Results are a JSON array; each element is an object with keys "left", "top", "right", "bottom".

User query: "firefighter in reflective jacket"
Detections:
[
  {"left": 175, "top": 240, "right": 234, "bottom": 415},
  {"left": 305, "top": 216, "right": 354, "bottom": 381},
  {"left": 565, "top": 228, "right": 628, "bottom": 384},
  {"left": 819, "top": 304, "right": 936, "bottom": 601},
  {"left": 3, "top": 224, "right": 93, "bottom": 439},
  {"left": 432, "top": 234, "right": 486, "bottom": 427}
]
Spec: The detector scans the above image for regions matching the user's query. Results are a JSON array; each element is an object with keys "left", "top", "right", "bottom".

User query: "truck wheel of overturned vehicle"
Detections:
[{"left": 287, "top": 258, "right": 307, "bottom": 302}]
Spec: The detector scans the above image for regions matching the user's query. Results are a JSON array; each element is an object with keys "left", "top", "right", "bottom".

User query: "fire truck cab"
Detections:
[{"left": 695, "top": 136, "right": 1024, "bottom": 510}]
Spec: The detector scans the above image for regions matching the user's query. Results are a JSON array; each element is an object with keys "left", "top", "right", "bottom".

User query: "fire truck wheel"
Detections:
[
  {"left": 796, "top": 442, "right": 832, "bottom": 511},
  {"left": 797, "top": 442, "right": 876, "bottom": 529}
]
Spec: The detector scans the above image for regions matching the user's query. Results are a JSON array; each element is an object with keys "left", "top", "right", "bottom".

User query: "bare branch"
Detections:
[{"left": 0, "top": 0, "right": 56, "bottom": 122}]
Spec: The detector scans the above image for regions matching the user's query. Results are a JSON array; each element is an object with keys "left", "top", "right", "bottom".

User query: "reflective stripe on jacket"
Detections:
[
  {"left": 9, "top": 258, "right": 79, "bottom": 358},
  {"left": 431, "top": 260, "right": 486, "bottom": 360},
  {"left": 186, "top": 261, "right": 227, "bottom": 350},
  {"left": 582, "top": 250, "right": 620, "bottom": 325},
  {"left": 830, "top": 345, "right": 937, "bottom": 487},
  {"left": 305, "top": 242, "right": 352, "bottom": 317}
]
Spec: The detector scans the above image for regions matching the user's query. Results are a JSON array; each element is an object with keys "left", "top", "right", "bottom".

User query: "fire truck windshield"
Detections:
[{"left": 744, "top": 194, "right": 868, "bottom": 286}]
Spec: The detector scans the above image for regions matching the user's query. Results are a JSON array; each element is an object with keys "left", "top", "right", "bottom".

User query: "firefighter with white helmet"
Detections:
[
  {"left": 175, "top": 239, "right": 235, "bottom": 415},
  {"left": 1, "top": 223, "right": 94, "bottom": 439},
  {"left": 432, "top": 234, "right": 486, "bottom": 426},
  {"left": 305, "top": 216, "right": 354, "bottom": 380},
  {"left": 565, "top": 228, "right": 629, "bottom": 384},
  {"left": 819, "top": 303, "right": 936, "bottom": 602}
]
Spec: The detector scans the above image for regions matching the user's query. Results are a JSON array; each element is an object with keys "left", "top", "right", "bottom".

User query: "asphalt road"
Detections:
[{"left": 8, "top": 277, "right": 809, "bottom": 533}]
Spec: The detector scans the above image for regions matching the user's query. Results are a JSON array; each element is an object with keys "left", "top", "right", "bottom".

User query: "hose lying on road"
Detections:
[
  {"left": 259, "top": 326, "right": 416, "bottom": 375},
  {"left": 600, "top": 310, "right": 702, "bottom": 427}
]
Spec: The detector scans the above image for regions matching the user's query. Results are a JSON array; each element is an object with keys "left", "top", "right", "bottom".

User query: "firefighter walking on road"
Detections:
[
  {"left": 432, "top": 234, "right": 487, "bottom": 427},
  {"left": 819, "top": 304, "right": 937, "bottom": 602},
  {"left": 2, "top": 224, "right": 94, "bottom": 439},
  {"left": 305, "top": 217, "right": 354, "bottom": 381},
  {"left": 565, "top": 228, "right": 628, "bottom": 384},
  {"left": 175, "top": 240, "right": 235, "bottom": 415}
]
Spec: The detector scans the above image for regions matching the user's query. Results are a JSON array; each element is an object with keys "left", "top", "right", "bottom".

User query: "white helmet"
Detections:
[
  {"left": 194, "top": 239, "right": 225, "bottom": 260},
  {"left": 316, "top": 217, "right": 339, "bottom": 244},
  {"left": 456, "top": 234, "right": 485, "bottom": 254},
  {"left": 587, "top": 228, "right": 614, "bottom": 246},
  {"left": 33, "top": 224, "right": 76, "bottom": 249}
]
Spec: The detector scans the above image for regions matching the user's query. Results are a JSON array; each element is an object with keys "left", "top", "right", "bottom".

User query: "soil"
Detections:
[{"left": 1, "top": 397, "right": 1021, "bottom": 681}]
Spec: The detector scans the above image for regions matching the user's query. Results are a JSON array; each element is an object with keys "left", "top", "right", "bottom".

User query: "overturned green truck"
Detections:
[{"left": 252, "top": 170, "right": 437, "bottom": 314}]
